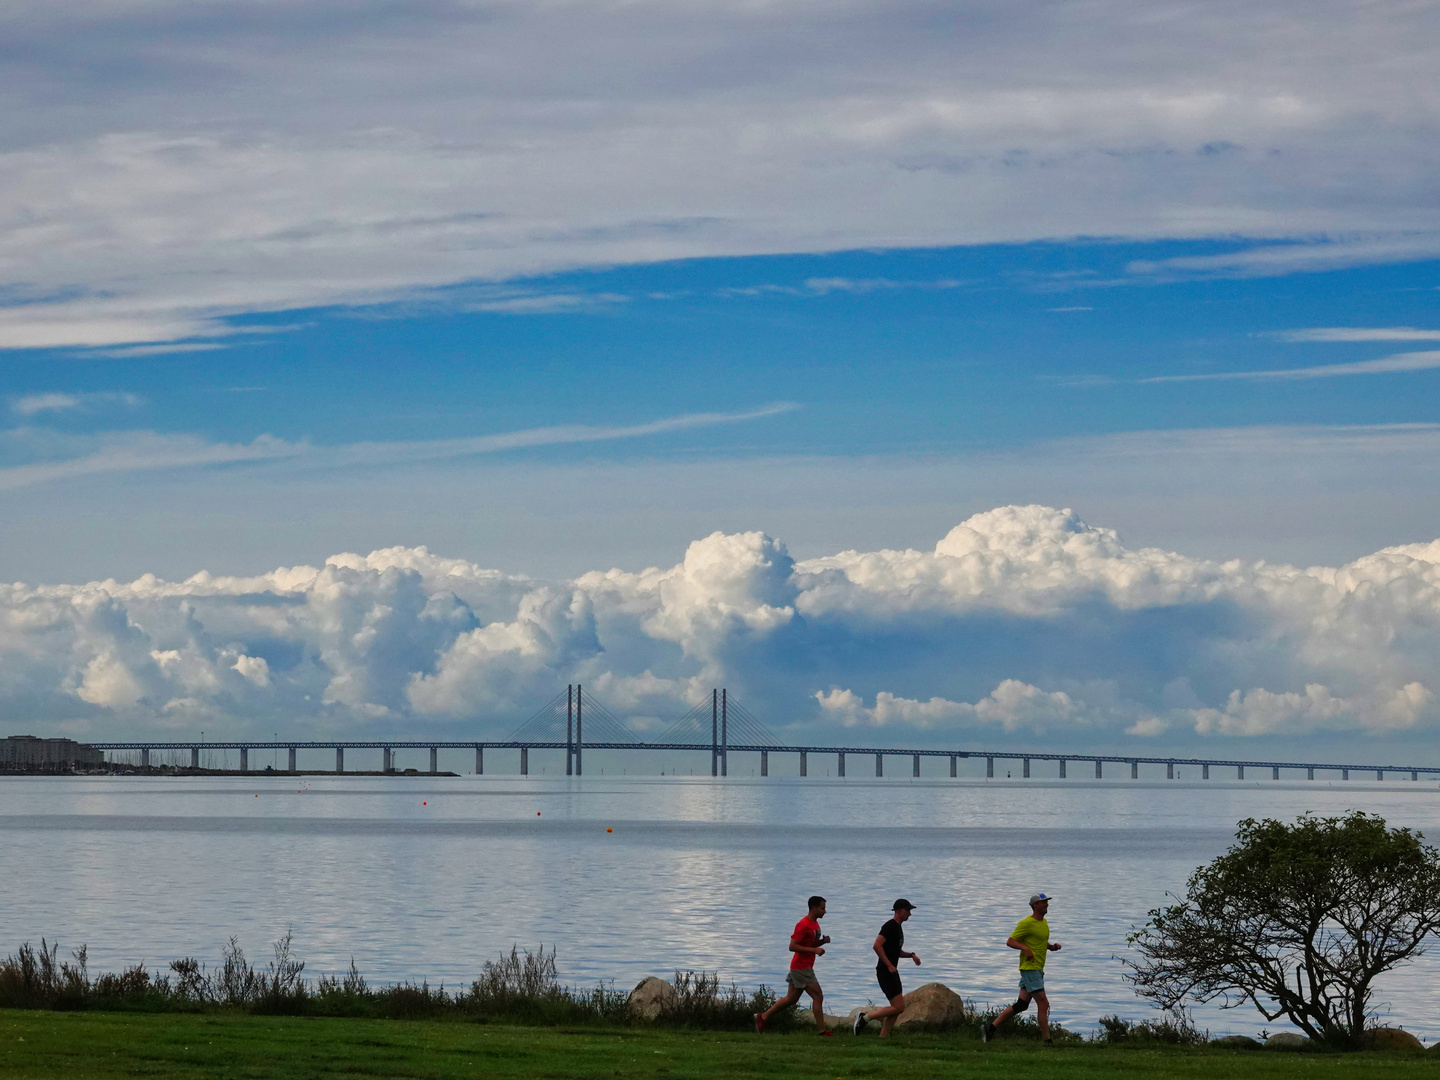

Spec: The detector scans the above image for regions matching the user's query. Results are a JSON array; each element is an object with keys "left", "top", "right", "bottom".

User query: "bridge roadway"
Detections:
[{"left": 87, "top": 739, "right": 1440, "bottom": 782}]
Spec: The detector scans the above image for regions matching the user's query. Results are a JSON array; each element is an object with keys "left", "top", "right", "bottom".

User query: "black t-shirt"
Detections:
[{"left": 877, "top": 918, "right": 904, "bottom": 968}]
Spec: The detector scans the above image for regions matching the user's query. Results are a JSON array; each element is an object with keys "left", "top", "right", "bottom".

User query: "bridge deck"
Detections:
[{"left": 84, "top": 740, "right": 1440, "bottom": 776}]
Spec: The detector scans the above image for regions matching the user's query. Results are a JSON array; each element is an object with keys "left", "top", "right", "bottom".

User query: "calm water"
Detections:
[{"left": 3, "top": 774, "right": 1439, "bottom": 1038}]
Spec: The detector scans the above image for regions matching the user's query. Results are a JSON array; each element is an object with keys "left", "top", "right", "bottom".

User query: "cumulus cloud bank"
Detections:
[{"left": 6, "top": 506, "right": 1440, "bottom": 751}]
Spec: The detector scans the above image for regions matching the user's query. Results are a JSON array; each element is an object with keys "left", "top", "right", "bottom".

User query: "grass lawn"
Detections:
[{"left": 2, "top": 1010, "right": 1437, "bottom": 1079}]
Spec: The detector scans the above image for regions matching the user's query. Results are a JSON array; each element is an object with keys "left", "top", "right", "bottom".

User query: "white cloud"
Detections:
[
  {"left": 1, "top": 1, "right": 1439, "bottom": 345},
  {"left": 815, "top": 681, "right": 1085, "bottom": 732},
  {"left": 10, "top": 392, "right": 142, "bottom": 416},
  {"left": 0, "top": 404, "right": 796, "bottom": 491},
  {"left": 1141, "top": 350, "right": 1440, "bottom": 383},
  {"left": 5, "top": 504, "right": 1440, "bottom": 753},
  {"left": 1278, "top": 327, "right": 1440, "bottom": 343}
]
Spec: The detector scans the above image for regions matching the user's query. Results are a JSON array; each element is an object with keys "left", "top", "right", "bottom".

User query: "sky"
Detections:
[{"left": 2, "top": 0, "right": 1440, "bottom": 757}]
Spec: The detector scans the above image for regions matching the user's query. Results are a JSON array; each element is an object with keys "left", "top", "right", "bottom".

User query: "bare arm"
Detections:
[{"left": 1006, "top": 936, "right": 1036, "bottom": 963}]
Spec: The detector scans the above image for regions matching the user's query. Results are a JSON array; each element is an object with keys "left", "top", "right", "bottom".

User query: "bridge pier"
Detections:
[
  {"left": 383, "top": 747, "right": 392, "bottom": 773},
  {"left": 1237, "top": 765, "right": 1244, "bottom": 779},
  {"left": 1023, "top": 757, "right": 1030, "bottom": 779},
  {"left": 141, "top": 748, "right": 150, "bottom": 768},
  {"left": 191, "top": 747, "right": 200, "bottom": 769},
  {"left": 288, "top": 748, "right": 297, "bottom": 772},
  {"left": 1130, "top": 761, "right": 1138, "bottom": 780},
  {"left": 761, "top": 750, "right": 768, "bottom": 777},
  {"left": 912, "top": 753, "right": 919, "bottom": 778},
  {"left": 1377, "top": 770, "right": 1384, "bottom": 781},
  {"left": 1202, "top": 764, "right": 1209, "bottom": 779},
  {"left": 1166, "top": 762, "right": 1173, "bottom": 780},
  {"left": 875, "top": 753, "right": 883, "bottom": 777},
  {"left": 1307, "top": 767, "right": 1314, "bottom": 780},
  {"left": 1272, "top": 766, "right": 1279, "bottom": 780},
  {"left": 476, "top": 746, "right": 484, "bottom": 775},
  {"left": 1094, "top": 759, "right": 1101, "bottom": 779},
  {"left": 429, "top": 747, "right": 438, "bottom": 774},
  {"left": 800, "top": 751, "right": 807, "bottom": 777},
  {"left": 1413, "top": 770, "right": 1419, "bottom": 781},
  {"left": 240, "top": 748, "right": 248, "bottom": 772},
  {"left": 986, "top": 756, "right": 994, "bottom": 779},
  {"left": 1342, "top": 768, "right": 1348, "bottom": 780},
  {"left": 521, "top": 748, "right": 528, "bottom": 775},
  {"left": 337, "top": 747, "right": 344, "bottom": 773},
  {"left": 838, "top": 752, "right": 845, "bottom": 777},
  {"left": 950, "top": 755, "right": 957, "bottom": 778},
  {"left": 1059, "top": 759, "right": 1066, "bottom": 779}
]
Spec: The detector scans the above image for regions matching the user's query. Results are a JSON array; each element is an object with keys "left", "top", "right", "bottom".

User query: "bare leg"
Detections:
[
  {"left": 866, "top": 993, "right": 906, "bottom": 1036},
  {"left": 760, "top": 984, "right": 801, "bottom": 1023},
  {"left": 805, "top": 982, "right": 825, "bottom": 1028},
  {"left": 1034, "top": 991, "right": 1050, "bottom": 1040}
]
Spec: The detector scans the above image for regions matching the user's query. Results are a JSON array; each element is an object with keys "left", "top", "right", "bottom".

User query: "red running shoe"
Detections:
[
  {"left": 754, "top": 1012, "right": 766, "bottom": 1034},
  {"left": 818, "top": 1029, "right": 835, "bottom": 1037}
]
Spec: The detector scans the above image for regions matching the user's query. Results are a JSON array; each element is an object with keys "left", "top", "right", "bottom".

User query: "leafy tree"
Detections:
[{"left": 1125, "top": 812, "right": 1440, "bottom": 1047}]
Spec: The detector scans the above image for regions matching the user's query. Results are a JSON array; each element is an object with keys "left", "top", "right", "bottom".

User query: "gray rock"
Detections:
[
  {"left": 894, "top": 983, "right": 967, "bottom": 1031},
  {"left": 1211, "top": 1035, "right": 1261, "bottom": 1049},
  {"left": 626, "top": 976, "right": 677, "bottom": 1020},
  {"left": 1363, "top": 1027, "right": 1423, "bottom": 1051},
  {"left": 1265, "top": 1032, "right": 1311, "bottom": 1050},
  {"left": 794, "top": 1006, "right": 846, "bottom": 1030}
]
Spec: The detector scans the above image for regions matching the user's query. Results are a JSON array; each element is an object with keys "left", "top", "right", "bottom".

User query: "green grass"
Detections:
[{"left": 1, "top": 1010, "right": 1437, "bottom": 1079}]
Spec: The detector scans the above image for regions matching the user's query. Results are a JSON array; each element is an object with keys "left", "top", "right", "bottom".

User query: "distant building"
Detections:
[{"left": 0, "top": 735, "right": 106, "bottom": 769}]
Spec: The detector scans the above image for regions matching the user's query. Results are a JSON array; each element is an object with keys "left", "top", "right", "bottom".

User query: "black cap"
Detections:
[{"left": 893, "top": 898, "right": 915, "bottom": 910}]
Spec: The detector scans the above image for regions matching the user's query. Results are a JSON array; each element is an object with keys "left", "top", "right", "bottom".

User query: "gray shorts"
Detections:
[
  {"left": 1019, "top": 970, "right": 1045, "bottom": 994},
  {"left": 786, "top": 969, "right": 818, "bottom": 990}
]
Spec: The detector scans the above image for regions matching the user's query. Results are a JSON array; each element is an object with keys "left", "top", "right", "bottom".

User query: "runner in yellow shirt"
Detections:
[{"left": 982, "top": 893, "right": 1061, "bottom": 1046}]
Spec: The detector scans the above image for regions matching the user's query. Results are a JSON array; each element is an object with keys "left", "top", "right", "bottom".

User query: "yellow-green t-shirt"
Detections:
[{"left": 1010, "top": 916, "right": 1050, "bottom": 971}]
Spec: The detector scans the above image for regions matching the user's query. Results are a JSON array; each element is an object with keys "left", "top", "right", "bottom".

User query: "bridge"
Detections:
[{"left": 88, "top": 685, "right": 1440, "bottom": 782}]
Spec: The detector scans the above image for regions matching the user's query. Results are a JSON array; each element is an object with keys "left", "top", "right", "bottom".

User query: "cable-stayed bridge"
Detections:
[{"left": 84, "top": 685, "right": 1440, "bottom": 782}]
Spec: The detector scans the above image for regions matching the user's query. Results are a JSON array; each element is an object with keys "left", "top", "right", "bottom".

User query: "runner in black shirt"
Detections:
[{"left": 853, "top": 899, "right": 921, "bottom": 1036}]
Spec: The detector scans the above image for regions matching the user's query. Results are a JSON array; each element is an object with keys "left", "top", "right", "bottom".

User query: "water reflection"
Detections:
[{"left": 1, "top": 775, "right": 1438, "bottom": 1038}]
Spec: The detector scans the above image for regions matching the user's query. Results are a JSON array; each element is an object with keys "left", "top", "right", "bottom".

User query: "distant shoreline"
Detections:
[{"left": 0, "top": 768, "right": 461, "bottom": 778}]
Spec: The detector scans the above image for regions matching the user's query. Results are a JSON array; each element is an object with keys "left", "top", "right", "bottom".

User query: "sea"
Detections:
[{"left": 3, "top": 772, "right": 1439, "bottom": 1040}]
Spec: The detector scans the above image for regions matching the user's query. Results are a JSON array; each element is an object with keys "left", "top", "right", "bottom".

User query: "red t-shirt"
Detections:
[{"left": 789, "top": 916, "right": 822, "bottom": 970}]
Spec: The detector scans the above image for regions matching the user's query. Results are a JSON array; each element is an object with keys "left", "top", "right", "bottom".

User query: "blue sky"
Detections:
[{"left": 3, "top": 0, "right": 1440, "bottom": 752}]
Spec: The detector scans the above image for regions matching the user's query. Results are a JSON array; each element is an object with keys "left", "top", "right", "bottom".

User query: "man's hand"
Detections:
[
  {"left": 820, "top": 935, "right": 831, "bottom": 945},
  {"left": 814, "top": 947, "right": 825, "bottom": 957},
  {"left": 1048, "top": 943, "right": 1061, "bottom": 952},
  {"left": 910, "top": 953, "right": 922, "bottom": 966},
  {"left": 887, "top": 963, "right": 898, "bottom": 974},
  {"left": 1021, "top": 947, "right": 1036, "bottom": 962}
]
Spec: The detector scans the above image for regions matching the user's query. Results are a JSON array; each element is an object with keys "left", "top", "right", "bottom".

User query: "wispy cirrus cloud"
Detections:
[
  {"left": 3, "top": 0, "right": 1439, "bottom": 346},
  {"left": 1141, "top": 350, "right": 1440, "bottom": 383},
  {"left": 10, "top": 392, "right": 143, "bottom": 416},
  {"left": 0, "top": 403, "right": 798, "bottom": 491},
  {"left": 1275, "top": 327, "right": 1440, "bottom": 343}
]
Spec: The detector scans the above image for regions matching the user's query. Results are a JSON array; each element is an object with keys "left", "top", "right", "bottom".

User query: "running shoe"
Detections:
[
  {"left": 818, "top": 1029, "right": 835, "bottom": 1037},
  {"left": 754, "top": 1012, "right": 766, "bottom": 1034},
  {"left": 852, "top": 1012, "right": 867, "bottom": 1036}
]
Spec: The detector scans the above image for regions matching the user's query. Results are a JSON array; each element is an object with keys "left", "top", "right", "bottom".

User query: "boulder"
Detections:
[
  {"left": 845, "top": 1007, "right": 882, "bottom": 1034},
  {"left": 1265, "top": 1032, "right": 1311, "bottom": 1051},
  {"left": 893, "top": 983, "right": 968, "bottom": 1031},
  {"left": 1363, "top": 1027, "right": 1424, "bottom": 1051},
  {"left": 626, "top": 976, "right": 677, "bottom": 1020},
  {"left": 794, "top": 1006, "right": 847, "bottom": 1030},
  {"left": 1211, "top": 1035, "right": 1261, "bottom": 1049}
]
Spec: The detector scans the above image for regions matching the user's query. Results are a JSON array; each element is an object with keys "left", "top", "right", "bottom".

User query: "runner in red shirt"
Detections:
[{"left": 755, "top": 895, "right": 832, "bottom": 1035}]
